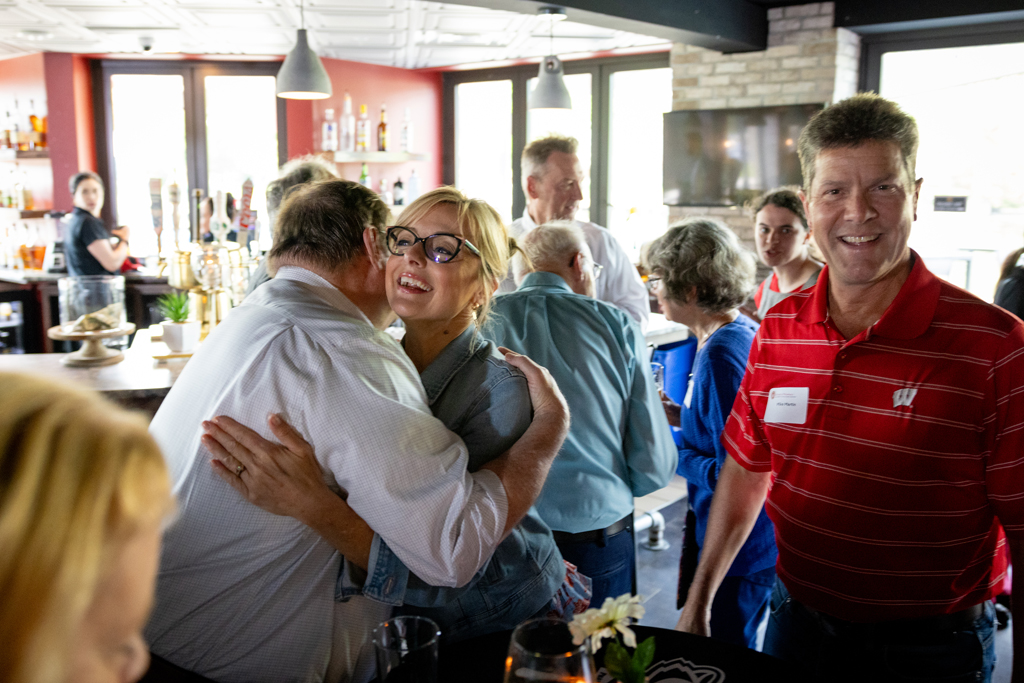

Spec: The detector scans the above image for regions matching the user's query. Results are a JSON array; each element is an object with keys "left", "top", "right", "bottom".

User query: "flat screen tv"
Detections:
[{"left": 663, "top": 104, "right": 823, "bottom": 207}]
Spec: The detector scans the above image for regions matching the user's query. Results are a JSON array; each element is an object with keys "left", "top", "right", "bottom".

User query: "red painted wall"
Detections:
[
  {"left": 72, "top": 55, "right": 97, "bottom": 181},
  {"left": 302, "top": 57, "right": 443, "bottom": 192},
  {"left": 0, "top": 53, "right": 52, "bottom": 209},
  {"left": 42, "top": 52, "right": 97, "bottom": 211},
  {"left": 286, "top": 98, "right": 315, "bottom": 158}
]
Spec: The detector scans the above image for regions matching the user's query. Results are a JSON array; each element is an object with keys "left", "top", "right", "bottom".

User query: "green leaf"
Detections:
[
  {"left": 634, "top": 637, "right": 656, "bottom": 669},
  {"left": 629, "top": 637, "right": 656, "bottom": 681},
  {"left": 604, "top": 641, "right": 632, "bottom": 681},
  {"left": 157, "top": 290, "right": 191, "bottom": 323}
]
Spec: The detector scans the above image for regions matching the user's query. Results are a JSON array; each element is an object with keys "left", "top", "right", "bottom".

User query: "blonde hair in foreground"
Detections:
[
  {"left": 0, "top": 373, "right": 172, "bottom": 683},
  {"left": 395, "top": 186, "right": 520, "bottom": 327}
]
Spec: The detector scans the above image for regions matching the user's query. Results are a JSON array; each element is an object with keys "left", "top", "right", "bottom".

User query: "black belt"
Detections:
[
  {"left": 796, "top": 599, "right": 986, "bottom": 636},
  {"left": 551, "top": 513, "right": 633, "bottom": 545}
]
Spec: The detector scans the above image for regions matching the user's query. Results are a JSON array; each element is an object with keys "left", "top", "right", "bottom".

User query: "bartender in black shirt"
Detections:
[{"left": 65, "top": 171, "right": 130, "bottom": 276}]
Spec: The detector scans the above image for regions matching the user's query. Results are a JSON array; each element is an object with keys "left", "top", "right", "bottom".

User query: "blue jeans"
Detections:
[
  {"left": 763, "top": 579, "right": 996, "bottom": 683},
  {"left": 710, "top": 565, "right": 776, "bottom": 650},
  {"left": 555, "top": 525, "right": 635, "bottom": 607}
]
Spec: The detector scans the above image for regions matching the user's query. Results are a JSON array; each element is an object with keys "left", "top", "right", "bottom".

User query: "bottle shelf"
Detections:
[
  {"left": 0, "top": 148, "right": 50, "bottom": 162},
  {"left": 332, "top": 151, "right": 430, "bottom": 163},
  {"left": 0, "top": 208, "right": 50, "bottom": 219}
]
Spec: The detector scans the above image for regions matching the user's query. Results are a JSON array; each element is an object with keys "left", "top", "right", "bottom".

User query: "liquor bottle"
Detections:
[
  {"left": 28, "top": 99, "right": 43, "bottom": 150},
  {"left": 401, "top": 107, "right": 413, "bottom": 153},
  {"left": 12, "top": 173, "right": 23, "bottom": 210},
  {"left": 0, "top": 111, "right": 11, "bottom": 149},
  {"left": 321, "top": 108, "right": 338, "bottom": 152},
  {"left": 341, "top": 93, "right": 356, "bottom": 153},
  {"left": 406, "top": 168, "right": 420, "bottom": 204},
  {"left": 356, "top": 105, "right": 370, "bottom": 152},
  {"left": 27, "top": 223, "right": 45, "bottom": 269},
  {"left": 378, "top": 178, "right": 393, "bottom": 205},
  {"left": 377, "top": 105, "right": 388, "bottom": 152},
  {"left": 393, "top": 177, "right": 405, "bottom": 206},
  {"left": 12, "top": 99, "right": 25, "bottom": 152},
  {"left": 358, "top": 163, "right": 371, "bottom": 189}
]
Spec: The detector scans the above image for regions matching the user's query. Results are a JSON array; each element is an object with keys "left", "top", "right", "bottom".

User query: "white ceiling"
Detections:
[{"left": 0, "top": 0, "right": 670, "bottom": 68}]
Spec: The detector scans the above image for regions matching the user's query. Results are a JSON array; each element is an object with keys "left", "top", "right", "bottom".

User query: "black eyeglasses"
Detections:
[{"left": 386, "top": 226, "right": 480, "bottom": 264}]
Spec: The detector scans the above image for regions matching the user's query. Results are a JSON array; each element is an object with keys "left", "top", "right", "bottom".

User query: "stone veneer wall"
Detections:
[{"left": 666, "top": 2, "right": 860, "bottom": 256}]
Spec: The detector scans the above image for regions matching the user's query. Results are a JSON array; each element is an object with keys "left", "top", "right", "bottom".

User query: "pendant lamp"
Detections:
[
  {"left": 529, "top": 7, "right": 571, "bottom": 110},
  {"left": 277, "top": 0, "right": 332, "bottom": 100}
]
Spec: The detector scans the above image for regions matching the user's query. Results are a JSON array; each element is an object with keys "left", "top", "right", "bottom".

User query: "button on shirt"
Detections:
[
  {"left": 500, "top": 212, "right": 650, "bottom": 332},
  {"left": 490, "top": 272, "right": 676, "bottom": 533},
  {"left": 723, "top": 252, "right": 1024, "bottom": 622},
  {"left": 146, "top": 266, "right": 508, "bottom": 683}
]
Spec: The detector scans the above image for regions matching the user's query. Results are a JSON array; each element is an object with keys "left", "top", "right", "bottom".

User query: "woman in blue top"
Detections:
[
  {"left": 202, "top": 187, "right": 589, "bottom": 643},
  {"left": 646, "top": 217, "right": 777, "bottom": 650}
]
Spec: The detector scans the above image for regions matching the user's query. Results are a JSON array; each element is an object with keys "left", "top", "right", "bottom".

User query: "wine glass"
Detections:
[
  {"left": 503, "top": 618, "right": 596, "bottom": 683},
  {"left": 650, "top": 361, "right": 665, "bottom": 392},
  {"left": 373, "top": 615, "right": 440, "bottom": 683}
]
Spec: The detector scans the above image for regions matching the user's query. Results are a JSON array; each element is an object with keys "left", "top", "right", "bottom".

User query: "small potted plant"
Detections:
[{"left": 157, "top": 290, "right": 200, "bottom": 353}]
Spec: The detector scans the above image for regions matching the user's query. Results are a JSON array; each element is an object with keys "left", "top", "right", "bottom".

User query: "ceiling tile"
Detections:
[
  {"left": 312, "top": 11, "right": 405, "bottom": 30},
  {"left": 189, "top": 9, "right": 288, "bottom": 28},
  {"left": 0, "top": 0, "right": 668, "bottom": 67},
  {"left": 55, "top": 6, "right": 170, "bottom": 26}
]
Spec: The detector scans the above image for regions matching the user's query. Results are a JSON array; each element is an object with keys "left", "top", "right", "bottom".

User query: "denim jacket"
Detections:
[{"left": 337, "top": 327, "right": 565, "bottom": 642}]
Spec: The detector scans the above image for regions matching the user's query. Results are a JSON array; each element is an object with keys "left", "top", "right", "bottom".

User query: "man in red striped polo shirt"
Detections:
[{"left": 677, "top": 93, "right": 1024, "bottom": 683}]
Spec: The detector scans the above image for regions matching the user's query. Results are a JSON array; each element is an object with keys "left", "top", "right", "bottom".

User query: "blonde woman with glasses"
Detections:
[
  {"left": 203, "top": 187, "right": 590, "bottom": 643},
  {"left": 0, "top": 372, "right": 172, "bottom": 683}
]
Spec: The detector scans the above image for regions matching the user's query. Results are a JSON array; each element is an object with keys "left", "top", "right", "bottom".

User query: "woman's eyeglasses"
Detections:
[{"left": 386, "top": 226, "right": 480, "bottom": 264}]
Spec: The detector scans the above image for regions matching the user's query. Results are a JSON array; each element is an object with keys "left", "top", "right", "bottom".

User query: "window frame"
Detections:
[
  {"left": 859, "top": 20, "right": 1024, "bottom": 93},
  {"left": 93, "top": 59, "right": 287, "bottom": 228},
  {"left": 442, "top": 52, "right": 670, "bottom": 228}
]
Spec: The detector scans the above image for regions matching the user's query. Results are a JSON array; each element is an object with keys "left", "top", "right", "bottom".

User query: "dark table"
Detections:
[{"left": 438, "top": 624, "right": 812, "bottom": 683}]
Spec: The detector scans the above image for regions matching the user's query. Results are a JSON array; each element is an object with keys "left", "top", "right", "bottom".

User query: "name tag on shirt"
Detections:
[{"left": 763, "top": 387, "right": 809, "bottom": 424}]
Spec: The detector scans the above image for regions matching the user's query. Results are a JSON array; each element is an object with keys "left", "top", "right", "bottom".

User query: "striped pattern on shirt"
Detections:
[{"left": 723, "top": 253, "right": 1024, "bottom": 622}]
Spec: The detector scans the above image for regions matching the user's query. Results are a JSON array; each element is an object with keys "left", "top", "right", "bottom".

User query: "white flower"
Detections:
[{"left": 569, "top": 593, "right": 645, "bottom": 654}]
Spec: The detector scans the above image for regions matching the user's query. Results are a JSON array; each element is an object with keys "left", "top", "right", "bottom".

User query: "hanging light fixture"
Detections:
[
  {"left": 276, "top": 0, "right": 332, "bottom": 100},
  {"left": 529, "top": 6, "right": 571, "bottom": 110}
]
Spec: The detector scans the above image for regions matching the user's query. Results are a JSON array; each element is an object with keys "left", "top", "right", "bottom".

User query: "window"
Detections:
[
  {"left": 607, "top": 67, "right": 672, "bottom": 263},
  {"left": 455, "top": 80, "right": 514, "bottom": 223},
  {"left": 527, "top": 73, "right": 593, "bottom": 222},
  {"left": 108, "top": 74, "right": 189, "bottom": 257},
  {"left": 862, "top": 23, "right": 1024, "bottom": 301},
  {"left": 443, "top": 53, "right": 671, "bottom": 243},
  {"left": 204, "top": 75, "right": 280, "bottom": 235},
  {"left": 96, "top": 61, "right": 286, "bottom": 256}
]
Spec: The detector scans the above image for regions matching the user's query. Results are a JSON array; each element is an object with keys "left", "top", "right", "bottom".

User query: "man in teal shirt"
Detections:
[{"left": 490, "top": 222, "right": 676, "bottom": 605}]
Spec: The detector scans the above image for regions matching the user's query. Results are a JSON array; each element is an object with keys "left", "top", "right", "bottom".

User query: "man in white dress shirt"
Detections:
[
  {"left": 144, "top": 180, "right": 567, "bottom": 683},
  {"left": 499, "top": 135, "right": 650, "bottom": 331}
]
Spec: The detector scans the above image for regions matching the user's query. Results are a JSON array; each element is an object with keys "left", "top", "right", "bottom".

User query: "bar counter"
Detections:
[
  {"left": 0, "top": 312, "right": 687, "bottom": 419},
  {"left": 0, "top": 327, "right": 188, "bottom": 417},
  {"left": 0, "top": 267, "right": 174, "bottom": 353}
]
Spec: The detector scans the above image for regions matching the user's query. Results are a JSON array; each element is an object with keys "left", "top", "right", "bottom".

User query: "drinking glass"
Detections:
[
  {"left": 650, "top": 361, "right": 665, "bottom": 392},
  {"left": 58, "top": 275, "right": 128, "bottom": 349},
  {"left": 503, "top": 618, "right": 596, "bottom": 683},
  {"left": 373, "top": 615, "right": 440, "bottom": 683}
]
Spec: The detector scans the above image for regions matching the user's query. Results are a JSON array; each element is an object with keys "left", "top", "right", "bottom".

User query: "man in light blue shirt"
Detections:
[{"left": 489, "top": 221, "right": 676, "bottom": 605}]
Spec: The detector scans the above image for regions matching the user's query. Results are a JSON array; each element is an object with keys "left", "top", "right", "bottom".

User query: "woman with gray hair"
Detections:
[{"left": 647, "top": 217, "right": 777, "bottom": 651}]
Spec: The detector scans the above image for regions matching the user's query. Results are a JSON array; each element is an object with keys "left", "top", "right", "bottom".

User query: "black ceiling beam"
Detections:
[
  {"left": 445, "top": 0, "right": 768, "bottom": 53},
  {"left": 835, "top": 0, "right": 1024, "bottom": 31}
]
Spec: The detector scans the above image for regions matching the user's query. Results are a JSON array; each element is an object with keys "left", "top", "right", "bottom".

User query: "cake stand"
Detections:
[{"left": 47, "top": 323, "right": 137, "bottom": 367}]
